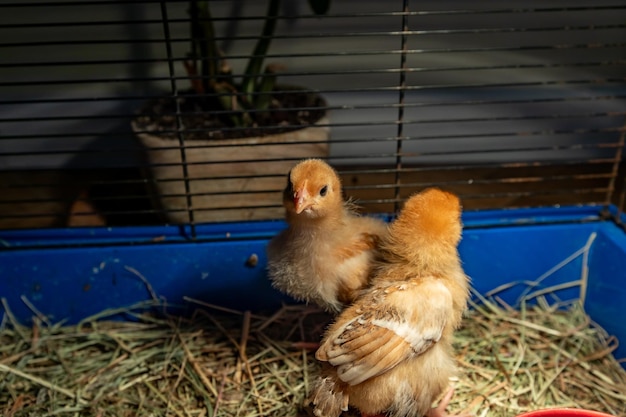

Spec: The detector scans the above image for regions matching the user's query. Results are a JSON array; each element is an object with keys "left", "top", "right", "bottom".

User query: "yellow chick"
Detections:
[
  {"left": 310, "top": 188, "right": 470, "bottom": 417},
  {"left": 266, "top": 159, "right": 388, "bottom": 313}
]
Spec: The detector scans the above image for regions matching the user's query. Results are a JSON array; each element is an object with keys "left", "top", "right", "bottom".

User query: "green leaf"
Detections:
[
  {"left": 254, "top": 65, "right": 282, "bottom": 110},
  {"left": 241, "top": 0, "right": 281, "bottom": 101},
  {"left": 194, "top": 1, "right": 221, "bottom": 94}
]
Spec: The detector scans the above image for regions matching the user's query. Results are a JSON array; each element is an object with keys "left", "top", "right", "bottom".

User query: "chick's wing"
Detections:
[
  {"left": 333, "top": 231, "right": 381, "bottom": 261},
  {"left": 316, "top": 279, "right": 453, "bottom": 386}
]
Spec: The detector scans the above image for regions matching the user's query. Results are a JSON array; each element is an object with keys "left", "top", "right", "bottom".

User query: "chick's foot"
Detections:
[{"left": 427, "top": 387, "right": 472, "bottom": 417}]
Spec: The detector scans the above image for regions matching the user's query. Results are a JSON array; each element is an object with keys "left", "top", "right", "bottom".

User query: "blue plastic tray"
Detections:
[{"left": 1, "top": 205, "right": 625, "bottom": 363}]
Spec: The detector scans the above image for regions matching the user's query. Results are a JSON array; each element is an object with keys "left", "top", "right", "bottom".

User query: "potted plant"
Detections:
[{"left": 132, "top": 0, "right": 331, "bottom": 223}]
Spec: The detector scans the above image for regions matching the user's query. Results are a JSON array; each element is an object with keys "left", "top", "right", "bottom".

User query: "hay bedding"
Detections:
[{"left": 1, "top": 292, "right": 626, "bottom": 417}]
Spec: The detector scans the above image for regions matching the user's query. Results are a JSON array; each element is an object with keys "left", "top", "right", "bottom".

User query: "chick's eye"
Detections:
[{"left": 320, "top": 185, "right": 328, "bottom": 197}]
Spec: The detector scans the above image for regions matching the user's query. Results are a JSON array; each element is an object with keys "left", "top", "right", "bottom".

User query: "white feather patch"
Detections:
[
  {"left": 370, "top": 318, "right": 441, "bottom": 355},
  {"left": 369, "top": 280, "right": 452, "bottom": 354}
]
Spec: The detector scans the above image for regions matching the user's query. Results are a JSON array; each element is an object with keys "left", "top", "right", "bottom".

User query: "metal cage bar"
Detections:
[{"left": 0, "top": 0, "right": 625, "bottom": 231}]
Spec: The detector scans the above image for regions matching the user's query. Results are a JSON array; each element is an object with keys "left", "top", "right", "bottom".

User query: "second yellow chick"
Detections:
[{"left": 311, "top": 188, "right": 470, "bottom": 417}]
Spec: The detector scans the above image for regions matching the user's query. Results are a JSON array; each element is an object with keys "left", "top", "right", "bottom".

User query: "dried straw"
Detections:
[
  {"left": 0, "top": 298, "right": 329, "bottom": 417},
  {"left": 1, "top": 294, "right": 625, "bottom": 417},
  {"left": 452, "top": 295, "right": 626, "bottom": 417},
  {"left": 450, "top": 232, "right": 626, "bottom": 416}
]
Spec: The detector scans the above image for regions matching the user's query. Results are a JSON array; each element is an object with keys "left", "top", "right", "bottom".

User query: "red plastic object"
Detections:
[{"left": 517, "top": 409, "right": 615, "bottom": 417}]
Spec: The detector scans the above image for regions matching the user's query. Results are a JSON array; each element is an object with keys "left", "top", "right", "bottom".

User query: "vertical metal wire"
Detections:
[
  {"left": 604, "top": 117, "right": 626, "bottom": 216},
  {"left": 394, "top": 0, "right": 410, "bottom": 213},
  {"left": 159, "top": 1, "right": 196, "bottom": 238},
  {"left": 612, "top": 122, "right": 626, "bottom": 226},
  {"left": 617, "top": 177, "right": 626, "bottom": 229}
]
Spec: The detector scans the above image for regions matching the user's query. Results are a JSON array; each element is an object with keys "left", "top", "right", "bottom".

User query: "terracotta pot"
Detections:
[{"left": 133, "top": 111, "right": 329, "bottom": 224}]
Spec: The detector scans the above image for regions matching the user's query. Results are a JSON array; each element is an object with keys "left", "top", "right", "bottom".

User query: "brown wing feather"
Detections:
[
  {"left": 316, "top": 280, "right": 453, "bottom": 387},
  {"left": 318, "top": 314, "right": 415, "bottom": 386},
  {"left": 338, "top": 335, "right": 408, "bottom": 385},
  {"left": 325, "top": 325, "right": 397, "bottom": 365}
]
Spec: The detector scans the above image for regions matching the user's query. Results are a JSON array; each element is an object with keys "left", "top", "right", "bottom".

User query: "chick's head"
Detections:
[
  {"left": 391, "top": 188, "right": 462, "bottom": 250},
  {"left": 283, "top": 159, "right": 343, "bottom": 219}
]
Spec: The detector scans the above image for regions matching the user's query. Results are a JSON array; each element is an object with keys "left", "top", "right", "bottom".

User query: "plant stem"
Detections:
[
  {"left": 241, "top": 0, "right": 281, "bottom": 102},
  {"left": 196, "top": 1, "right": 221, "bottom": 94}
]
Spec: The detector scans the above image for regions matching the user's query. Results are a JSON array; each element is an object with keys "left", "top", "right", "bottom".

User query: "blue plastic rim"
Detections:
[{"left": 1, "top": 204, "right": 625, "bottom": 363}]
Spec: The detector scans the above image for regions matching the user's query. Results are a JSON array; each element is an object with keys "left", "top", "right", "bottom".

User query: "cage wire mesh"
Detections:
[{"left": 1, "top": 0, "right": 626, "bottom": 235}]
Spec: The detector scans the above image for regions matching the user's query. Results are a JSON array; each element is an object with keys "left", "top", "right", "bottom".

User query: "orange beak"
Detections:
[{"left": 293, "top": 185, "right": 311, "bottom": 214}]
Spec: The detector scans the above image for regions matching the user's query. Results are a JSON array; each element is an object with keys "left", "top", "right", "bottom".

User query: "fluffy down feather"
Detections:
[{"left": 266, "top": 159, "right": 388, "bottom": 313}]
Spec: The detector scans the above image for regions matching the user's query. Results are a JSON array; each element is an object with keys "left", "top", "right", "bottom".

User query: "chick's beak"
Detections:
[{"left": 293, "top": 186, "right": 311, "bottom": 214}]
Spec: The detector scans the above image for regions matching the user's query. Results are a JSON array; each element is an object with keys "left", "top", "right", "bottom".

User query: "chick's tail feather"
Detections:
[{"left": 309, "top": 375, "right": 349, "bottom": 417}]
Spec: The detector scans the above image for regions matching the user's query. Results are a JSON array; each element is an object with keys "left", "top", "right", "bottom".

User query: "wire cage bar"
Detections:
[{"left": 0, "top": 0, "right": 625, "bottom": 236}]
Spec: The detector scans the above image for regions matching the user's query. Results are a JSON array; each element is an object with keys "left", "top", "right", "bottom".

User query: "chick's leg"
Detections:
[{"left": 427, "top": 387, "right": 472, "bottom": 417}]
